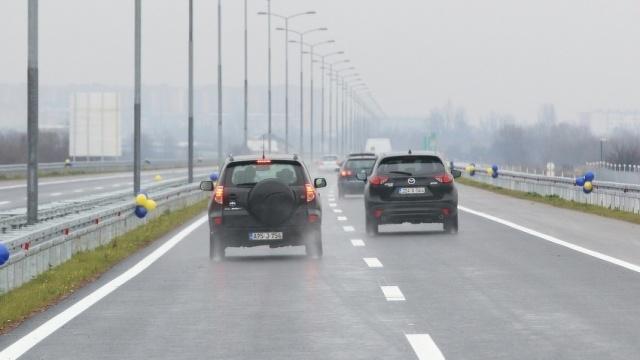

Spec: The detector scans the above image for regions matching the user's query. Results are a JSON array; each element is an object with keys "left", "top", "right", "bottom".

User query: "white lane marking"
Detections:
[
  {"left": 0, "top": 201, "right": 11, "bottom": 206},
  {"left": 337, "top": 216, "right": 348, "bottom": 221},
  {"left": 329, "top": 203, "right": 337, "bottom": 207},
  {"left": 111, "top": 184, "right": 121, "bottom": 188},
  {"left": 49, "top": 192, "right": 63, "bottom": 197},
  {"left": 332, "top": 209, "right": 343, "bottom": 213},
  {"left": 73, "top": 189, "right": 84, "bottom": 193},
  {"left": 328, "top": 198, "right": 336, "bottom": 202},
  {"left": 405, "top": 334, "right": 446, "bottom": 360},
  {"left": 459, "top": 206, "right": 640, "bottom": 274},
  {"left": 343, "top": 225, "right": 355, "bottom": 232},
  {"left": 351, "top": 239, "right": 365, "bottom": 247},
  {"left": 0, "top": 215, "right": 208, "bottom": 359},
  {"left": 380, "top": 286, "right": 405, "bottom": 301},
  {"left": 94, "top": 186, "right": 105, "bottom": 190},
  {"left": 363, "top": 257, "right": 383, "bottom": 268}
]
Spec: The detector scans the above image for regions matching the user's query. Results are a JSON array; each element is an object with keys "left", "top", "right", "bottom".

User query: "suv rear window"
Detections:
[
  {"left": 322, "top": 155, "right": 339, "bottom": 161},
  {"left": 224, "top": 161, "right": 304, "bottom": 186},
  {"left": 378, "top": 156, "right": 445, "bottom": 176},
  {"left": 344, "top": 159, "right": 376, "bottom": 170}
]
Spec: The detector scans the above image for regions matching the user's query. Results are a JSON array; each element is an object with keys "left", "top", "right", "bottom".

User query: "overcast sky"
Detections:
[{"left": 1, "top": 0, "right": 639, "bottom": 122}]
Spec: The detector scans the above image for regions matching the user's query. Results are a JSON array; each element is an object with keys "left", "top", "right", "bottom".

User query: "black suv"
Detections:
[
  {"left": 360, "top": 152, "right": 462, "bottom": 234},
  {"left": 200, "top": 155, "right": 327, "bottom": 260},
  {"left": 338, "top": 153, "right": 377, "bottom": 198}
]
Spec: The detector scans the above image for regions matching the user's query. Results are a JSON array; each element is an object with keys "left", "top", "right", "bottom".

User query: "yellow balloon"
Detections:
[
  {"left": 486, "top": 167, "right": 494, "bottom": 176},
  {"left": 135, "top": 194, "right": 147, "bottom": 206},
  {"left": 584, "top": 181, "right": 593, "bottom": 191},
  {"left": 144, "top": 199, "right": 157, "bottom": 211},
  {"left": 154, "top": 175, "right": 163, "bottom": 182},
  {"left": 465, "top": 165, "right": 474, "bottom": 174}
]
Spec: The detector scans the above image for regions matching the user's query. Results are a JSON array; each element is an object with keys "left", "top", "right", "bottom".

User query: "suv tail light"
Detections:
[
  {"left": 213, "top": 185, "right": 224, "bottom": 204},
  {"left": 340, "top": 170, "right": 353, "bottom": 177},
  {"left": 369, "top": 175, "right": 389, "bottom": 186},
  {"left": 305, "top": 183, "right": 316, "bottom": 202},
  {"left": 434, "top": 173, "right": 454, "bottom": 184}
]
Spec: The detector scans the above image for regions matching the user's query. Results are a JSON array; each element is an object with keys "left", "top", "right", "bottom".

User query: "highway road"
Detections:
[
  {"left": 0, "top": 167, "right": 212, "bottom": 212},
  {"left": 2, "top": 179, "right": 640, "bottom": 359}
]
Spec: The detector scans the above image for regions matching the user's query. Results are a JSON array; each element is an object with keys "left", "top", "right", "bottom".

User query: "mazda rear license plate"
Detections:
[
  {"left": 399, "top": 187, "right": 426, "bottom": 195},
  {"left": 249, "top": 232, "right": 283, "bottom": 241}
]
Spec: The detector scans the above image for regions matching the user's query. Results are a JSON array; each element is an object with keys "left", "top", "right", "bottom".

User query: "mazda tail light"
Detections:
[
  {"left": 369, "top": 175, "right": 389, "bottom": 186},
  {"left": 434, "top": 173, "right": 454, "bottom": 184}
]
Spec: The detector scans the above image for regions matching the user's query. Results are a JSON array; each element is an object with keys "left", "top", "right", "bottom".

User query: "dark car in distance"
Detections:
[
  {"left": 360, "top": 151, "right": 462, "bottom": 235},
  {"left": 337, "top": 153, "right": 377, "bottom": 198},
  {"left": 200, "top": 154, "right": 327, "bottom": 260}
]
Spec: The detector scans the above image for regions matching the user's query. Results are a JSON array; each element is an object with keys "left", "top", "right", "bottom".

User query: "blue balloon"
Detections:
[
  {"left": 575, "top": 177, "right": 586, "bottom": 187},
  {"left": 0, "top": 243, "right": 9, "bottom": 266},
  {"left": 584, "top": 171, "right": 595, "bottom": 182},
  {"left": 492, "top": 164, "right": 498, "bottom": 173},
  {"left": 209, "top": 172, "right": 220, "bottom": 181},
  {"left": 135, "top": 205, "right": 148, "bottom": 219},
  {"left": 491, "top": 172, "right": 499, "bottom": 179}
]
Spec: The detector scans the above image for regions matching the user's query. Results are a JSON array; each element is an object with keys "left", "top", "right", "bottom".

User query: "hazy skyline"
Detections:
[{"left": 1, "top": 0, "right": 639, "bottom": 123}]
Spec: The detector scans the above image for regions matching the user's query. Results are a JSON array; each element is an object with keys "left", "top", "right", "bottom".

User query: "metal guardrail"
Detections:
[
  {"left": 455, "top": 164, "right": 640, "bottom": 214},
  {"left": 0, "top": 176, "right": 201, "bottom": 233},
  {"left": 0, "top": 180, "right": 207, "bottom": 292},
  {"left": 0, "top": 159, "right": 216, "bottom": 176}
]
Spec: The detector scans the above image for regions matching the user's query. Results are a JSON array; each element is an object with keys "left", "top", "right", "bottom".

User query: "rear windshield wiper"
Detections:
[{"left": 387, "top": 170, "right": 413, "bottom": 176}]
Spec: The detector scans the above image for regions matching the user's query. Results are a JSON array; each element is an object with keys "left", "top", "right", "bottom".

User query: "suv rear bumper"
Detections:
[
  {"left": 212, "top": 224, "right": 321, "bottom": 248},
  {"left": 365, "top": 198, "right": 457, "bottom": 225}
]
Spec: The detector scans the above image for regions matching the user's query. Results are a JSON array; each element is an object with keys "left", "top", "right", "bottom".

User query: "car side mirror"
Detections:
[
  {"left": 314, "top": 178, "right": 327, "bottom": 188},
  {"left": 356, "top": 172, "right": 368, "bottom": 182},
  {"left": 451, "top": 170, "right": 462, "bottom": 179},
  {"left": 200, "top": 180, "right": 214, "bottom": 191}
]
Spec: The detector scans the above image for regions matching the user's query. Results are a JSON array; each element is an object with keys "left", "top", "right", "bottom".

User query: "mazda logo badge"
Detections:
[{"left": 408, "top": 178, "right": 416, "bottom": 185}]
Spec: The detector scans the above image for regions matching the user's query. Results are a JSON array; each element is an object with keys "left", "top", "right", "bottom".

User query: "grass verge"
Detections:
[
  {"left": 0, "top": 198, "right": 208, "bottom": 334},
  {"left": 457, "top": 177, "right": 640, "bottom": 225}
]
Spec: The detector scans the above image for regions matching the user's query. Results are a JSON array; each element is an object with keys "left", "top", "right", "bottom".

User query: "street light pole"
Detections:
[
  {"left": 243, "top": 0, "right": 248, "bottom": 152},
  {"left": 134, "top": 0, "right": 142, "bottom": 195},
  {"left": 217, "top": 0, "right": 223, "bottom": 167},
  {"left": 27, "top": 0, "right": 38, "bottom": 224},
  {"left": 267, "top": 0, "right": 272, "bottom": 153},
  {"left": 188, "top": 0, "right": 194, "bottom": 183}
]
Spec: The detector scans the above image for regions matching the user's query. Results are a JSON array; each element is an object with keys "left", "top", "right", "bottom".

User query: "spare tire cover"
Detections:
[{"left": 248, "top": 179, "right": 296, "bottom": 226}]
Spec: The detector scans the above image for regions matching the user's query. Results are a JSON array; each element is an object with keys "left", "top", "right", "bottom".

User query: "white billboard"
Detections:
[{"left": 69, "top": 92, "right": 122, "bottom": 157}]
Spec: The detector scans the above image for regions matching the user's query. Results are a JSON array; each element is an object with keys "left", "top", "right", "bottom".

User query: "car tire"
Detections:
[
  {"left": 366, "top": 216, "right": 379, "bottom": 236},
  {"left": 305, "top": 229, "right": 323, "bottom": 259},
  {"left": 210, "top": 232, "right": 226, "bottom": 261},
  {"left": 443, "top": 213, "right": 459, "bottom": 234}
]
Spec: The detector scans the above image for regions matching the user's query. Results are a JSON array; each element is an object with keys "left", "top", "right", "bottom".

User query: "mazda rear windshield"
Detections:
[
  {"left": 224, "top": 161, "right": 305, "bottom": 186},
  {"left": 378, "top": 156, "right": 445, "bottom": 176}
]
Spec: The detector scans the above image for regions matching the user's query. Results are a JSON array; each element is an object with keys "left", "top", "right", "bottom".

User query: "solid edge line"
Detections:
[
  {"left": 405, "top": 334, "right": 446, "bottom": 360},
  {"left": 0, "top": 215, "right": 208, "bottom": 360},
  {"left": 459, "top": 206, "right": 640, "bottom": 274}
]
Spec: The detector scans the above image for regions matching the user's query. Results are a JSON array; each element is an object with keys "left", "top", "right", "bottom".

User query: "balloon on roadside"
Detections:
[
  {"left": 466, "top": 165, "right": 476, "bottom": 176},
  {"left": 0, "top": 243, "right": 9, "bottom": 266},
  {"left": 144, "top": 199, "right": 157, "bottom": 211},
  {"left": 135, "top": 194, "right": 147, "bottom": 206},
  {"left": 486, "top": 167, "right": 494, "bottom": 177},
  {"left": 575, "top": 177, "right": 586, "bottom": 187},
  {"left": 492, "top": 164, "right": 498, "bottom": 173},
  {"left": 154, "top": 175, "right": 163, "bottom": 182},
  {"left": 135, "top": 205, "right": 148, "bottom": 219},
  {"left": 583, "top": 181, "right": 593, "bottom": 194},
  {"left": 584, "top": 171, "right": 595, "bottom": 182},
  {"left": 210, "top": 172, "right": 220, "bottom": 181}
]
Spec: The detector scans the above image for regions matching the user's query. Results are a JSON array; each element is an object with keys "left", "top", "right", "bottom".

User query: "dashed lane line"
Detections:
[
  {"left": 49, "top": 193, "right": 63, "bottom": 197},
  {"left": 343, "top": 225, "right": 355, "bottom": 232},
  {"left": 337, "top": 216, "right": 348, "bottom": 221},
  {"left": 332, "top": 209, "right": 343, "bottom": 213},
  {"left": 0, "top": 201, "right": 11, "bottom": 206},
  {"left": 329, "top": 203, "right": 337, "bottom": 207},
  {"left": 351, "top": 239, "right": 365, "bottom": 247},
  {"left": 363, "top": 257, "right": 383, "bottom": 268},
  {"left": 380, "top": 286, "right": 405, "bottom": 301},
  {"left": 405, "top": 334, "right": 446, "bottom": 360}
]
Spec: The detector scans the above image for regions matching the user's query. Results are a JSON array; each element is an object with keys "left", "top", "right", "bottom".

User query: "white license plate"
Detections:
[
  {"left": 249, "top": 232, "right": 283, "bottom": 241},
  {"left": 399, "top": 187, "right": 426, "bottom": 195}
]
